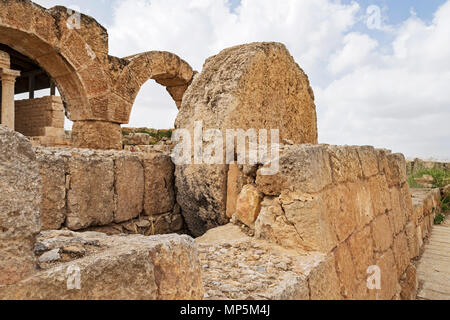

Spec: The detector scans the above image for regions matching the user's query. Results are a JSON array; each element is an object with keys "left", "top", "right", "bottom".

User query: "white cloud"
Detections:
[
  {"left": 32, "top": 0, "right": 450, "bottom": 160},
  {"left": 318, "top": 1, "right": 450, "bottom": 160}
]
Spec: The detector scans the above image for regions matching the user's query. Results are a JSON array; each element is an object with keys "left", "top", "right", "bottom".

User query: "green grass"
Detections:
[{"left": 407, "top": 168, "right": 450, "bottom": 189}]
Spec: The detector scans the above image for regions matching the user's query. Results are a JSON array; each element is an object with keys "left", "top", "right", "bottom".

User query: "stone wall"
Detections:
[
  {"left": 0, "top": 126, "right": 203, "bottom": 299},
  {"left": 0, "top": 125, "right": 41, "bottom": 286},
  {"left": 15, "top": 96, "right": 65, "bottom": 138},
  {"left": 407, "top": 158, "right": 450, "bottom": 175},
  {"left": 35, "top": 147, "right": 184, "bottom": 236},
  {"left": 224, "top": 144, "right": 435, "bottom": 300}
]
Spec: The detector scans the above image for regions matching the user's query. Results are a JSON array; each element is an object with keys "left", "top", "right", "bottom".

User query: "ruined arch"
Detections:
[
  {"left": 112, "top": 51, "right": 195, "bottom": 124},
  {"left": 1, "top": 0, "right": 195, "bottom": 149},
  {"left": 0, "top": 0, "right": 113, "bottom": 122}
]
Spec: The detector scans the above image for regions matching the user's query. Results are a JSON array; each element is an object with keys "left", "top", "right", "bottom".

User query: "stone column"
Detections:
[{"left": 1, "top": 68, "right": 21, "bottom": 130}]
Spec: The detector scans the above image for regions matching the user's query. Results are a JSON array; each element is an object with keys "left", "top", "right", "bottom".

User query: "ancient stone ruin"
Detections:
[{"left": 0, "top": 0, "right": 448, "bottom": 300}]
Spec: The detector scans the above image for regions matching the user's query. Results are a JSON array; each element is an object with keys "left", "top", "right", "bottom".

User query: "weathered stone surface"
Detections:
[
  {"left": 386, "top": 154, "right": 407, "bottom": 187},
  {"left": 143, "top": 152, "right": 175, "bottom": 216},
  {"left": 368, "top": 175, "right": 391, "bottom": 217},
  {"left": 175, "top": 42, "right": 318, "bottom": 236},
  {"left": 255, "top": 197, "right": 305, "bottom": 249},
  {"left": 35, "top": 149, "right": 66, "bottom": 230},
  {"left": 375, "top": 249, "right": 398, "bottom": 300},
  {"left": 123, "top": 133, "right": 150, "bottom": 146},
  {"left": 388, "top": 187, "right": 408, "bottom": 235},
  {"left": 281, "top": 191, "right": 337, "bottom": 252},
  {"left": 371, "top": 214, "right": 393, "bottom": 252},
  {"left": 235, "top": 185, "right": 262, "bottom": 227},
  {"left": 256, "top": 145, "right": 332, "bottom": 196},
  {"left": 327, "top": 146, "right": 362, "bottom": 183},
  {"left": 226, "top": 164, "right": 252, "bottom": 219},
  {"left": 405, "top": 222, "right": 420, "bottom": 260},
  {"left": 114, "top": 154, "right": 144, "bottom": 223},
  {"left": 392, "top": 231, "right": 410, "bottom": 277},
  {"left": 308, "top": 255, "right": 342, "bottom": 300},
  {"left": 66, "top": 154, "right": 115, "bottom": 230},
  {"left": 72, "top": 121, "right": 122, "bottom": 150},
  {"left": 333, "top": 242, "right": 357, "bottom": 298},
  {"left": 176, "top": 164, "right": 229, "bottom": 237},
  {"left": 348, "top": 226, "right": 374, "bottom": 280},
  {"left": 357, "top": 146, "right": 379, "bottom": 178},
  {"left": 0, "top": 231, "right": 204, "bottom": 300},
  {"left": 400, "top": 264, "right": 418, "bottom": 300},
  {"left": 0, "top": 125, "right": 41, "bottom": 285},
  {"left": 324, "top": 183, "right": 357, "bottom": 242}
]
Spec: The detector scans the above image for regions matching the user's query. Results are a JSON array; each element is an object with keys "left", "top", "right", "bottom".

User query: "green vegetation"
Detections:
[
  {"left": 442, "top": 195, "right": 450, "bottom": 213},
  {"left": 434, "top": 213, "right": 445, "bottom": 225},
  {"left": 407, "top": 168, "right": 450, "bottom": 189}
]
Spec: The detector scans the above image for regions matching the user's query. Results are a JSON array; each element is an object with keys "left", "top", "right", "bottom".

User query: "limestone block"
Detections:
[
  {"left": 334, "top": 242, "right": 357, "bottom": 298},
  {"left": 0, "top": 125, "right": 41, "bottom": 285},
  {"left": 392, "top": 231, "right": 410, "bottom": 277},
  {"left": 348, "top": 226, "right": 375, "bottom": 280},
  {"left": 351, "top": 182, "right": 376, "bottom": 228},
  {"left": 280, "top": 191, "right": 337, "bottom": 252},
  {"left": 375, "top": 249, "right": 398, "bottom": 300},
  {"left": 143, "top": 152, "right": 175, "bottom": 216},
  {"left": 235, "top": 185, "right": 262, "bottom": 227},
  {"left": 123, "top": 133, "right": 150, "bottom": 146},
  {"left": 368, "top": 175, "right": 392, "bottom": 217},
  {"left": 66, "top": 154, "right": 115, "bottom": 230},
  {"left": 323, "top": 183, "right": 357, "bottom": 242},
  {"left": 254, "top": 198, "right": 304, "bottom": 249},
  {"left": 357, "top": 146, "right": 379, "bottom": 178},
  {"left": 405, "top": 222, "right": 420, "bottom": 260},
  {"left": 327, "top": 146, "right": 363, "bottom": 183},
  {"left": 400, "top": 264, "right": 418, "bottom": 300},
  {"left": 386, "top": 153, "right": 407, "bottom": 187},
  {"left": 388, "top": 187, "right": 408, "bottom": 236},
  {"left": 175, "top": 42, "right": 318, "bottom": 236},
  {"left": 0, "top": 232, "right": 204, "bottom": 300},
  {"left": 72, "top": 121, "right": 122, "bottom": 150},
  {"left": 35, "top": 149, "right": 67, "bottom": 230},
  {"left": 308, "top": 255, "right": 342, "bottom": 300},
  {"left": 371, "top": 214, "right": 394, "bottom": 253},
  {"left": 114, "top": 154, "right": 144, "bottom": 223},
  {"left": 256, "top": 145, "right": 332, "bottom": 196},
  {"left": 226, "top": 164, "right": 252, "bottom": 218}
]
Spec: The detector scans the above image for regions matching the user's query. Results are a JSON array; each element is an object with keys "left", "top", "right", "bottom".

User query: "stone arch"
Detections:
[
  {"left": 112, "top": 51, "right": 195, "bottom": 124},
  {"left": 0, "top": 0, "right": 112, "bottom": 122}
]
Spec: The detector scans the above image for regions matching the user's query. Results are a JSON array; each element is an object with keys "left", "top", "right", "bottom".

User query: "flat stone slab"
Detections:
[
  {"left": 0, "top": 231, "right": 204, "bottom": 300},
  {"left": 196, "top": 224, "right": 341, "bottom": 300}
]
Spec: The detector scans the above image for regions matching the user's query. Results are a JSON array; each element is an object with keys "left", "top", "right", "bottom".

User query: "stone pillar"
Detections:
[{"left": 1, "top": 68, "right": 21, "bottom": 130}]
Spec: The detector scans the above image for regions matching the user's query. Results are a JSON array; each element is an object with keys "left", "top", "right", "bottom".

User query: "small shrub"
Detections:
[
  {"left": 442, "top": 195, "right": 450, "bottom": 213},
  {"left": 434, "top": 213, "right": 445, "bottom": 225}
]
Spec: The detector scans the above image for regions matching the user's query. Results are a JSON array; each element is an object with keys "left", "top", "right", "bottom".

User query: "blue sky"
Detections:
[{"left": 33, "top": 0, "right": 450, "bottom": 160}]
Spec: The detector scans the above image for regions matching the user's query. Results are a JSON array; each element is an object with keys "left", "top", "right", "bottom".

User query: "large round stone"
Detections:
[{"left": 175, "top": 42, "right": 318, "bottom": 236}]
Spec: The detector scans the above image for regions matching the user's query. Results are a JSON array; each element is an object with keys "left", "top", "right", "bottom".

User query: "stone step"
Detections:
[
  {"left": 417, "top": 261, "right": 450, "bottom": 274},
  {"left": 421, "top": 253, "right": 450, "bottom": 263},
  {"left": 417, "top": 288, "right": 450, "bottom": 300},
  {"left": 420, "top": 281, "right": 450, "bottom": 295},
  {"left": 427, "top": 238, "right": 450, "bottom": 246},
  {"left": 421, "top": 248, "right": 450, "bottom": 258}
]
